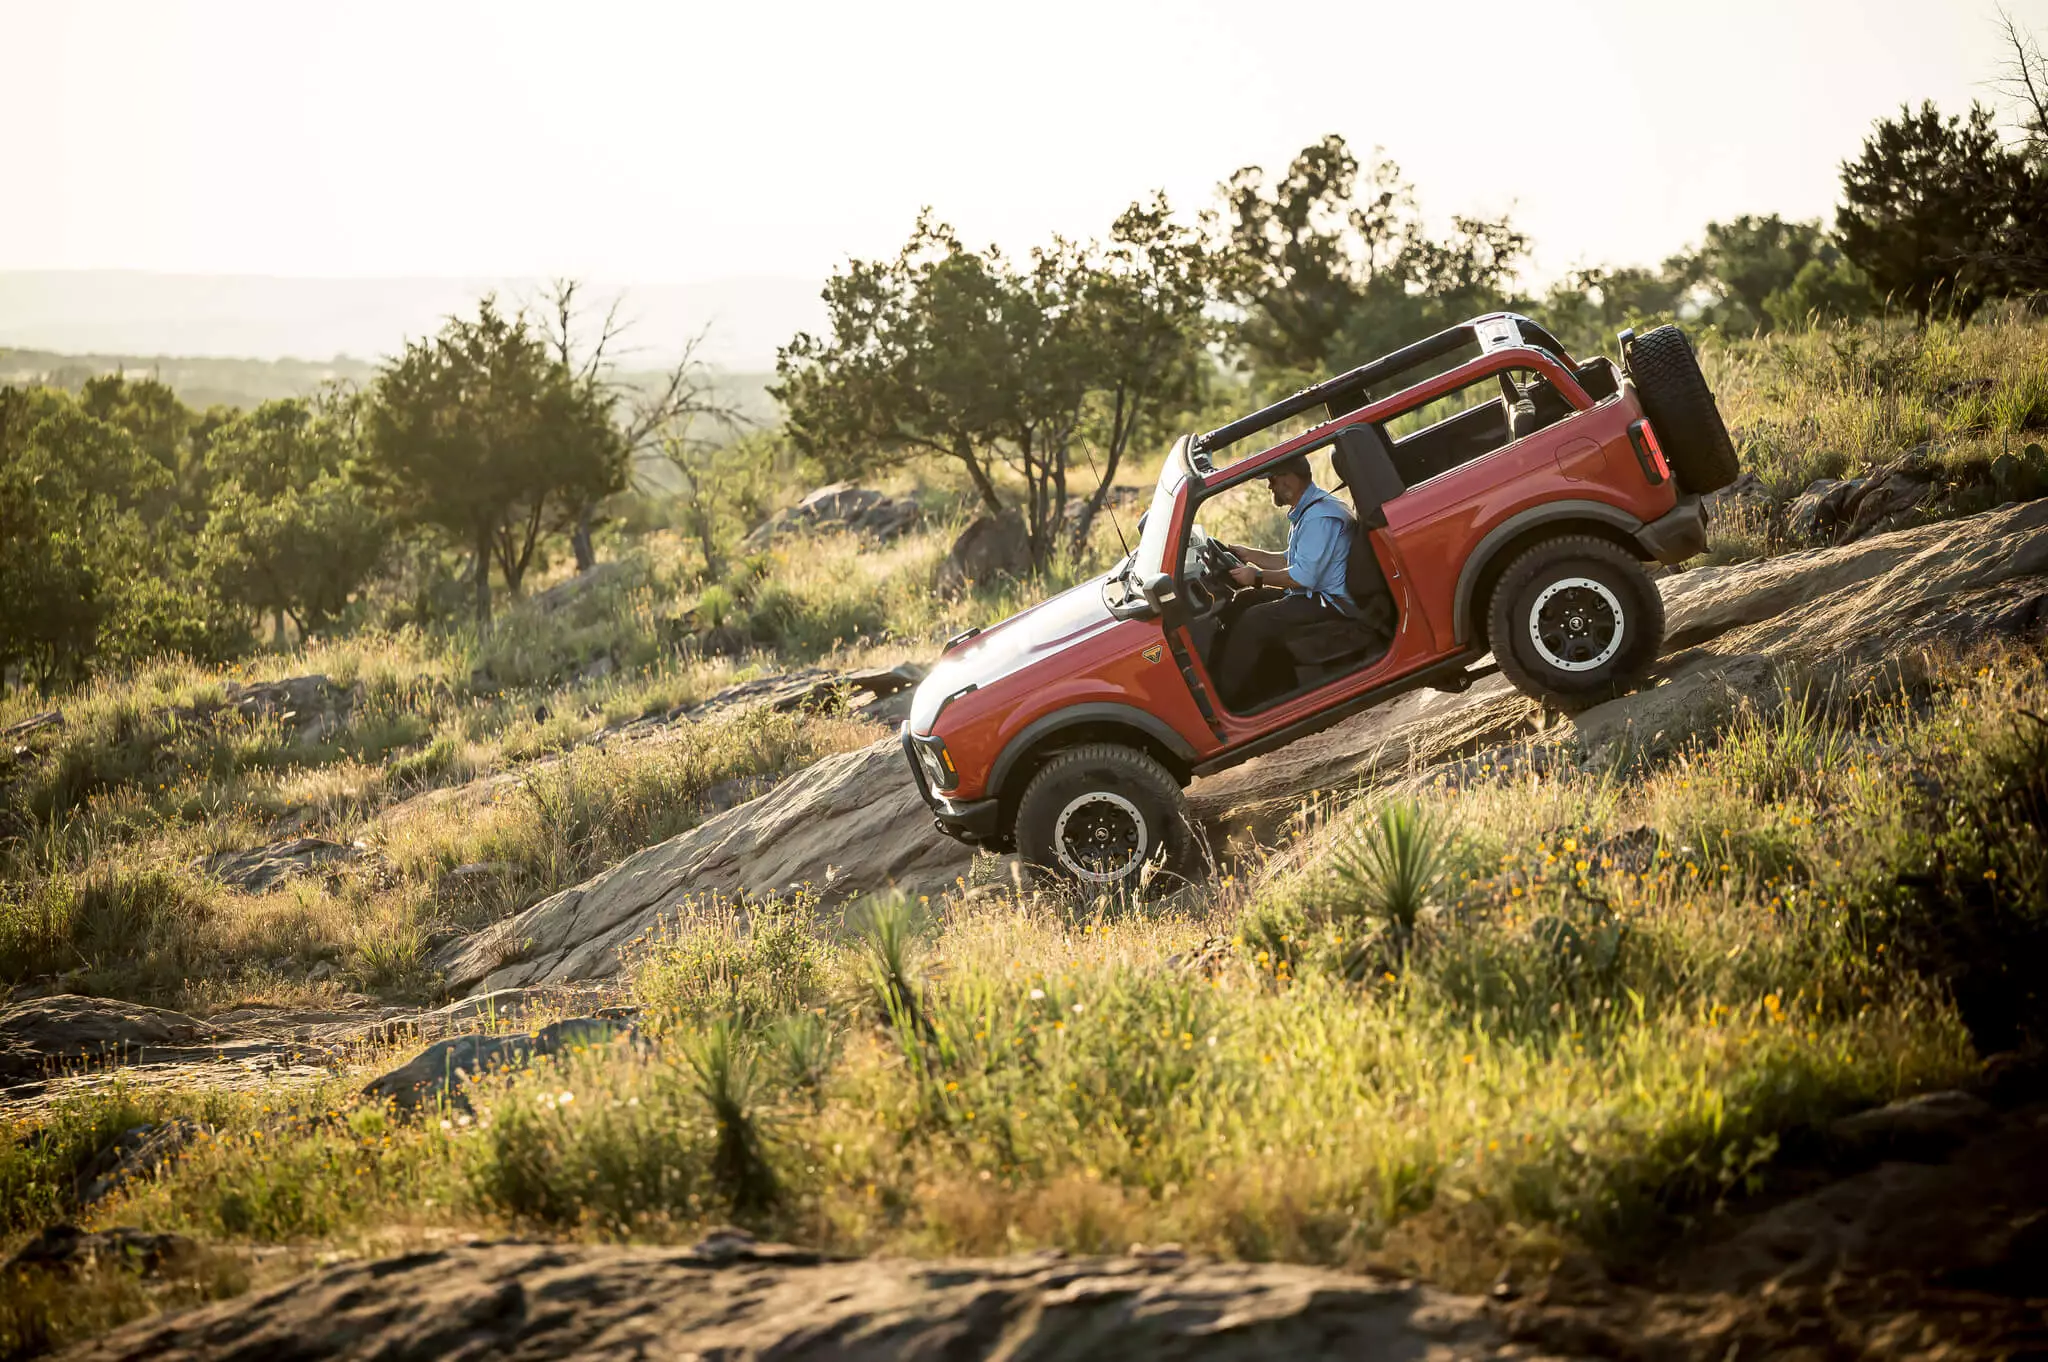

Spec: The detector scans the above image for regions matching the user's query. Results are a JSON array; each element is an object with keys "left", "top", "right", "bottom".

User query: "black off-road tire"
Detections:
[
  {"left": 1628, "top": 324, "right": 1739, "bottom": 494},
  {"left": 1488, "top": 536, "right": 1665, "bottom": 711},
  {"left": 1014, "top": 743, "right": 1200, "bottom": 896}
]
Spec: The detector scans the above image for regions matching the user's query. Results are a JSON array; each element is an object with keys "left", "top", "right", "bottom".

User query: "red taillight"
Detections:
[{"left": 1628, "top": 420, "right": 1670, "bottom": 486}]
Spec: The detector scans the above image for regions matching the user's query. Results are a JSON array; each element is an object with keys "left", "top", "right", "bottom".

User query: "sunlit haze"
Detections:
[{"left": 4, "top": 0, "right": 2041, "bottom": 361}]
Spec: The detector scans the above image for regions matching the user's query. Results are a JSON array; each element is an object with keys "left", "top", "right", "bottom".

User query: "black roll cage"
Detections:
[{"left": 1191, "top": 313, "right": 1576, "bottom": 465}]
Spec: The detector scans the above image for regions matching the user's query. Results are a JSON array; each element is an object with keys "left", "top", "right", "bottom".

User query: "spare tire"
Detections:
[{"left": 1627, "top": 325, "right": 1739, "bottom": 494}]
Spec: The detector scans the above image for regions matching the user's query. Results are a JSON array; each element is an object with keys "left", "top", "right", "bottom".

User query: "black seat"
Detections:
[{"left": 1284, "top": 424, "right": 1402, "bottom": 682}]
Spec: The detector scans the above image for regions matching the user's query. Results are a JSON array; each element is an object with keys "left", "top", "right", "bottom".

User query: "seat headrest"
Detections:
[{"left": 1331, "top": 423, "right": 1405, "bottom": 506}]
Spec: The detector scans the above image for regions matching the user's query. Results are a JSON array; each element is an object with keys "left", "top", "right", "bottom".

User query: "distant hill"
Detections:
[
  {"left": 0, "top": 271, "right": 826, "bottom": 373},
  {"left": 0, "top": 345, "right": 778, "bottom": 431}
]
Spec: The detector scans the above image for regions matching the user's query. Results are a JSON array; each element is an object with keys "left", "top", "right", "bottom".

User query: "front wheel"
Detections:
[
  {"left": 1488, "top": 536, "right": 1666, "bottom": 711},
  {"left": 1014, "top": 744, "right": 1200, "bottom": 895}
]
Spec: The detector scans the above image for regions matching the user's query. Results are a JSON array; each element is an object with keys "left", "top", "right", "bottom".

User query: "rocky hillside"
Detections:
[{"left": 438, "top": 498, "right": 2048, "bottom": 995}]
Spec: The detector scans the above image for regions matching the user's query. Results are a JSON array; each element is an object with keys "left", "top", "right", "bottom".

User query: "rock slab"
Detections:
[
  {"left": 0, "top": 995, "right": 217, "bottom": 1082},
  {"left": 438, "top": 499, "right": 2048, "bottom": 995},
  {"left": 61, "top": 1239, "right": 1523, "bottom": 1361}
]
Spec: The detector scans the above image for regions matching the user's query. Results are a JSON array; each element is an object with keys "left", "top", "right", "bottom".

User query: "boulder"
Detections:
[
  {"left": 1700, "top": 469, "right": 1770, "bottom": 526},
  {"left": 934, "top": 511, "right": 1031, "bottom": 595},
  {"left": 530, "top": 560, "right": 630, "bottom": 614},
  {"left": 740, "top": 482, "right": 921, "bottom": 551},
  {"left": 73, "top": 1117, "right": 209, "bottom": 1207},
  {"left": 437, "top": 500, "right": 2048, "bottom": 996},
  {"left": 63, "top": 1236, "right": 1510, "bottom": 1361},
  {"left": 1784, "top": 477, "right": 1860, "bottom": 542},
  {"left": 0, "top": 995, "right": 216, "bottom": 1080},
  {"left": 6, "top": 1224, "right": 198, "bottom": 1279},
  {"left": 1838, "top": 464, "right": 1932, "bottom": 542},
  {"left": 676, "top": 662, "right": 926, "bottom": 724},
  {"left": 217, "top": 673, "right": 356, "bottom": 743},
  {"left": 191, "top": 836, "right": 363, "bottom": 893},
  {"left": 360, "top": 1015, "right": 638, "bottom": 1112}
]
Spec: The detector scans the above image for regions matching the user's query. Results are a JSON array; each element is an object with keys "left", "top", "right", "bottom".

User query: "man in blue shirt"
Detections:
[{"left": 1212, "top": 454, "right": 1382, "bottom": 709}]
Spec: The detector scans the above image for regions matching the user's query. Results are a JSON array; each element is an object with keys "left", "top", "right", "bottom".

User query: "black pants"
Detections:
[{"left": 1212, "top": 589, "right": 1370, "bottom": 710}]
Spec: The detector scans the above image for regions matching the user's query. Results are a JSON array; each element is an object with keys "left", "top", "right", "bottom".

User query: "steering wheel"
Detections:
[{"left": 1184, "top": 527, "right": 1243, "bottom": 610}]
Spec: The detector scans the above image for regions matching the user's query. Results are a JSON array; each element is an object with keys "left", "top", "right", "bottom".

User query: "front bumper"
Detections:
[
  {"left": 1637, "top": 494, "right": 1708, "bottom": 565},
  {"left": 900, "top": 724, "right": 1004, "bottom": 846}
]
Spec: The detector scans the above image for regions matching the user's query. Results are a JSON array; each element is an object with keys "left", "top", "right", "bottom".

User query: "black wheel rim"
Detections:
[
  {"left": 1052, "top": 791, "right": 1147, "bottom": 882},
  {"left": 1528, "top": 576, "right": 1624, "bottom": 673}
]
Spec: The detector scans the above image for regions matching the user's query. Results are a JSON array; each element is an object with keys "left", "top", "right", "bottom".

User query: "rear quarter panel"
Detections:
[{"left": 1394, "top": 389, "right": 1677, "bottom": 647}]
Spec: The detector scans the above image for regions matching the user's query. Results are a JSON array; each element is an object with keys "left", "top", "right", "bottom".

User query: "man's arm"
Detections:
[
  {"left": 1228, "top": 552, "right": 1299, "bottom": 589},
  {"left": 1227, "top": 543, "right": 1286, "bottom": 571}
]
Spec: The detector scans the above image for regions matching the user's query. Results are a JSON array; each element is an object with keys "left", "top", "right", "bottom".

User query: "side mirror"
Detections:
[{"left": 1140, "top": 572, "right": 1177, "bottom": 610}]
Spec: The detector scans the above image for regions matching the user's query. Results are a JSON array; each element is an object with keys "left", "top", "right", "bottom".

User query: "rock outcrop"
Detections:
[
  {"left": 437, "top": 741, "right": 972, "bottom": 992},
  {"left": 360, "top": 1015, "right": 638, "bottom": 1112},
  {"left": 62, "top": 1236, "right": 1517, "bottom": 1361},
  {"left": 934, "top": 512, "right": 1031, "bottom": 594},
  {"left": 741, "top": 483, "right": 921, "bottom": 551},
  {"left": 0, "top": 995, "right": 217, "bottom": 1081},
  {"left": 436, "top": 500, "right": 2048, "bottom": 995},
  {"left": 190, "top": 836, "right": 363, "bottom": 893}
]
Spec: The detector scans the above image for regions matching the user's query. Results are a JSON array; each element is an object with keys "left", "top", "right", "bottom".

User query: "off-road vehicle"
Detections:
[{"left": 902, "top": 314, "right": 1739, "bottom": 888}]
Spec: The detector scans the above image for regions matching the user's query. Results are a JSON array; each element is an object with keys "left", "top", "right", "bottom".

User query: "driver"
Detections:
[{"left": 1212, "top": 454, "right": 1375, "bottom": 709}]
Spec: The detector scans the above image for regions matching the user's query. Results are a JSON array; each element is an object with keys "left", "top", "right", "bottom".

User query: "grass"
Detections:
[
  {"left": 1699, "top": 307, "right": 2048, "bottom": 561},
  {"left": 6, "top": 643, "right": 2036, "bottom": 1339}
]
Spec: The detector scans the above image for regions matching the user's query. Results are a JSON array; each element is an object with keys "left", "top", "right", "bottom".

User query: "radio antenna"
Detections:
[{"left": 1077, "top": 435, "right": 1132, "bottom": 561}]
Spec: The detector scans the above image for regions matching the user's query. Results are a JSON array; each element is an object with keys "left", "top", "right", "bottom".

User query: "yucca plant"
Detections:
[
  {"left": 854, "top": 893, "right": 928, "bottom": 1040},
  {"left": 768, "top": 1010, "right": 839, "bottom": 1107},
  {"left": 684, "top": 1020, "right": 778, "bottom": 1216},
  {"left": 1330, "top": 797, "right": 1454, "bottom": 968}
]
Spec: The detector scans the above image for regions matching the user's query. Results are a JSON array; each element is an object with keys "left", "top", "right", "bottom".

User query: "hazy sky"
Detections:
[{"left": 6, "top": 0, "right": 2043, "bottom": 284}]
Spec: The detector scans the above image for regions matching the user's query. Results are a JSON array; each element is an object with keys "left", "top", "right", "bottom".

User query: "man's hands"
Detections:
[{"left": 1225, "top": 542, "right": 1287, "bottom": 590}]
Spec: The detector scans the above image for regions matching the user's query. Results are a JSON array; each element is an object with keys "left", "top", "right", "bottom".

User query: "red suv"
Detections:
[{"left": 902, "top": 315, "right": 1739, "bottom": 888}]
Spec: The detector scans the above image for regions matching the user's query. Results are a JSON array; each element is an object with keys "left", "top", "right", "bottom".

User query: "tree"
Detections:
[
  {"left": 0, "top": 386, "right": 243, "bottom": 686},
  {"left": 537, "top": 281, "right": 742, "bottom": 571},
  {"left": 365, "top": 297, "right": 623, "bottom": 629},
  {"left": 1989, "top": 9, "right": 2048, "bottom": 295},
  {"left": 1764, "top": 256, "right": 1879, "bottom": 330},
  {"left": 198, "top": 394, "right": 390, "bottom": 639},
  {"left": 1693, "top": 215, "right": 1835, "bottom": 332},
  {"left": 776, "top": 202, "right": 1214, "bottom": 573},
  {"left": 1061, "top": 196, "right": 1213, "bottom": 549},
  {"left": 774, "top": 215, "right": 1014, "bottom": 515},
  {"left": 1837, "top": 102, "right": 2028, "bottom": 321},
  {"left": 1216, "top": 135, "right": 1529, "bottom": 375}
]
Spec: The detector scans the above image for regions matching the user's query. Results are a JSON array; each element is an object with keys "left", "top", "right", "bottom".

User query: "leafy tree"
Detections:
[
  {"left": 1217, "top": 135, "right": 1529, "bottom": 375},
  {"left": 774, "top": 215, "right": 1016, "bottom": 514},
  {"left": 365, "top": 297, "right": 624, "bottom": 629},
  {"left": 1764, "top": 255, "right": 1878, "bottom": 330},
  {"left": 0, "top": 387, "right": 242, "bottom": 686},
  {"left": 198, "top": 394, "right": 391, "bottom": 639},
  {"left": 778, "top": 204, "right": 1213, "bottom": 572},
  {"left": 1062, "top": 195, "right": 1213, "bottom": 549},
  {"left": 1694, "top": 215, "right": 1837, "bottom": 332},
  {"left": 1837, "top": 102, "right": 2029, "bottom": 321}
]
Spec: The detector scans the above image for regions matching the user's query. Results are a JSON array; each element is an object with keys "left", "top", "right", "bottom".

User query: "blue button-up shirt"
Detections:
[{"left": 1285, "top": 482, "right": 1356, "bottom": 610}]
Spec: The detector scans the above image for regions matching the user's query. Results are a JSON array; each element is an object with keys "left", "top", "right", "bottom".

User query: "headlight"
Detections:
[{"left": 914, "top": 734, "right": 957, "bottom": 791}]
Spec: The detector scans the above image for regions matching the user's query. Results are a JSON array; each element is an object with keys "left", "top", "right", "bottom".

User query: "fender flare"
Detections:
[
  {"left": 988, "top": 702, "right": 1200, "bottom": 802},
  {"left": 1452, "top": 499, "right": 1645, "bottom": 645}
]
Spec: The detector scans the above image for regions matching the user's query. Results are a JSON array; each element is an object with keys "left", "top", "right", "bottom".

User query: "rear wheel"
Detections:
[
  {"left": 1488, "top": 536, "right": 1665, "bottom": 710},
  {"left": 1014, "top": 744, "right": 1199, "bottom": 895},
  {"left": 1628, "top": 324, "right": 1739, "bottom": 494}
]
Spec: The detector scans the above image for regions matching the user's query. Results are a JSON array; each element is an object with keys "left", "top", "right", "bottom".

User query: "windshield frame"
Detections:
[{"left": 1132, "top": 435, "right": 1192, "bottom": 586}]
